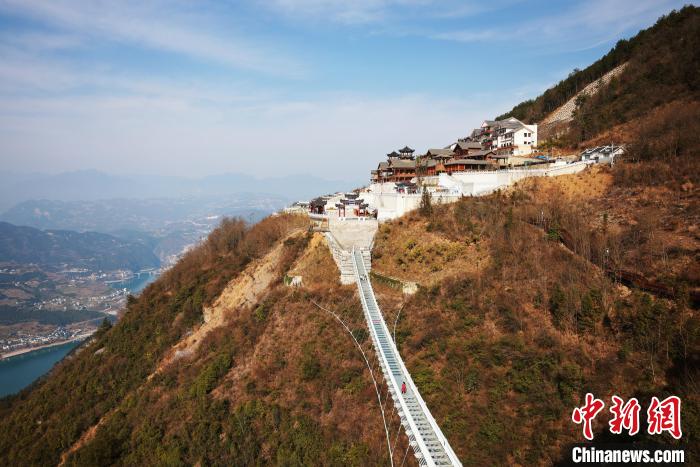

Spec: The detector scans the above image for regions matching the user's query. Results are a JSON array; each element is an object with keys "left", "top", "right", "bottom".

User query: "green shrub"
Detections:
[
  {"left": 189, "top": 352, "right": 232, "bottom": 399},
  {"left": 300, "top": 350, "right": 321, "bottom": 381},
  {"left": 412, "top": 363, "right": 439, "bottom": 395},
  {"left": 557, "top": 363, "right": 583, "bottom": 403},
  {"left": 548, "top": 284, "right": 569, "bottom": 327}
]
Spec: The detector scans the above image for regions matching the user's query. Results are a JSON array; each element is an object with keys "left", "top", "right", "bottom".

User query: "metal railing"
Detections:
[{"left": 351, "top": 248, "right": 462, "bottom": 467}]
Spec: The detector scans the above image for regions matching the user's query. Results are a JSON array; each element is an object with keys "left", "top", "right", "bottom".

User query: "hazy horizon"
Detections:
[
  {"left": 0, "top": 167, "right": 361, "bottom": 181},
  {"left": 0, "top": 0, "right": 686, "bottom": 182},
  {"left": 0, "top": 169, "right": 364, "bottom": 212}
]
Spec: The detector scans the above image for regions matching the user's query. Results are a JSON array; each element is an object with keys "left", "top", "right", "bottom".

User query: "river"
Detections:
[
  {"left": 0, "top": 340, "right": 81, "bottom": 397},
  {"left": 107, "top": 271, "right": 158, "bottom": 294},
  {"left": 0, "top": 271, "right": 159, "bottom": 398}
]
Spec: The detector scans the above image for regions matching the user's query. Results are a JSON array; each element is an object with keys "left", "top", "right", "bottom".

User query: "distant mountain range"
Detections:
[
  {"left": 0, "top": 170, "right": 361, "bottom": 212},
  {"left": 0, "top": 222, "right": 160, "bottom": 272},
  {"left": 0, "top": 198, "right": 280, "bottom": 263},
  {"left": 1, "top": 7, "right": 698, "bottom": 466},
  {"left": 0, "top": 197, "right": 278, "bottom": 233}
]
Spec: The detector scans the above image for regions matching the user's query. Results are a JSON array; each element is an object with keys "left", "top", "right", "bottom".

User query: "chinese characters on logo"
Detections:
[
  {"left": 647, "top": 396, "right": 682, "bottom": 439},
  {"left": 572, "top": 393, "right": 605, "bottom": 440},
  {"left": 572, "top": 393, "right": 681, "bottom": 440},
  {"left": 609, "top": 395, "right": 641, "bottom": 436}
]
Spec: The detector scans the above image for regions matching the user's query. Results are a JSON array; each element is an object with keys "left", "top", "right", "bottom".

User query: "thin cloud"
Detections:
[
  {"left": 264, "top": 0, "right": 496, "bottom": 24},
  {"left": 432, "top": 29, "right": 500, "bottom": 42},
  {"left": 1, "top": 31, "right": 84, "bottom": 52},
  {"left": 266, "top": 0, "right": 409, "bottom": 24},
  {"left": 0, "top": 52, "right": 272, "bottom": 109},
  {"left": 0, "top": 0, "right": 687, "bottom": 183},
  {"left": 0, "top": 0, "right": 306, "bottom": 77},
  {"left": 0, "top": 91, "right": 500, "bottom": 180},
  {"left": 430, "top": 0, "right": 684, "bottom": 50}
]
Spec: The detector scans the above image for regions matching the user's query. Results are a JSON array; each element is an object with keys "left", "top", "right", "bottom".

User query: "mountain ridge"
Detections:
[
  {"left": 497, "top": 5, "right": 700, "bottom": 146},
  {"left": 0, "top": 170, "right": 363, "bottom": 212},
  {"left": 0, "top": 221, "right": 159, "bottom": 272},
  {"left": 0, "top": 7, "right": 698, "bottom": 466}
]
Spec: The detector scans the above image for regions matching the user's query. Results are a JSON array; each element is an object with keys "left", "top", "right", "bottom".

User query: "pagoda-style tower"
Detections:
[{"left": 398, "top": 146, "right": 415, "bottom": 159}]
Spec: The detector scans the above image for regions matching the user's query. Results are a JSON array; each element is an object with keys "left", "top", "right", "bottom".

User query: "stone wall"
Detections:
[{"left": 325, "top": 219, "right": 377, "bottom": 284}]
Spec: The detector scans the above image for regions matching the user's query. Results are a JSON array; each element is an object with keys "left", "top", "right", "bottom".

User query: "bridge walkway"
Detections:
[{"left": 351, "top": 248, "right": 461, "bottom": 467}]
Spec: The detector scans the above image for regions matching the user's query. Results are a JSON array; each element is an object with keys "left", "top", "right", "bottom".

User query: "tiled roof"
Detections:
[
  {"left": 469, "top": 149, "right": 494, "bottom": 157},
  {"left": 390, "top": 159, "right": 416, "bottom": 168},
  {"left": 445, "top": 159, "right": 491, "bottom": 165},
  {"left": 310, "top": 197, "right": 326, "bottom": 207},
  {"left": 426, "top": 148, "right": 454, "bottom": 157},
  {"left": 454, "top": 141, "right": 483, "bottom": 151}
]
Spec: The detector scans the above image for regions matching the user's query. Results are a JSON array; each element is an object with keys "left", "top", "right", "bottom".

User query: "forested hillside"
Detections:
[
  {"left": 497, "top": 5, "right": 700, "bottom": 145},
  {"left": 3, "top": 137, "right": 697, "bottom": 465},
  {"left": 0, "top": 215, "right": 406, "bottom": 465},
  {"left": 0, "top": 222, "right": 159, "bottom": 271},
  {"left": 0, "top": 6, "right": 698, "bottom": 467},
  {"left": 2, "top": 151, "right": 695, "bottom": 465},
  {"left": 371, "top": 161, "right": 698, "bottom": 464}
]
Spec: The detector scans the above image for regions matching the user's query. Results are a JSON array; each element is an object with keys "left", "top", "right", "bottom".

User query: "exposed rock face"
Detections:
[
  {"left": 155, "top": 230, "right": 302, "bottom": 373},
  {"left": 540, "top": 63, "right": 628, "bottom": 138}
]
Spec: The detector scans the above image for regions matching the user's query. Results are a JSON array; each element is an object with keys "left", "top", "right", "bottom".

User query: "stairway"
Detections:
[
  {"left": 351, "top": 249, "right": 462, "bottom": 467},
  {"left": 325, "top": 233, "right": 371, "bottom": 284}
]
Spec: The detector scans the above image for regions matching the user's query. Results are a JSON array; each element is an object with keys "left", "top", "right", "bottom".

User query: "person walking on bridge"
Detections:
[{"left": 401, "top": 381, "right": 407, "bottom": 395}]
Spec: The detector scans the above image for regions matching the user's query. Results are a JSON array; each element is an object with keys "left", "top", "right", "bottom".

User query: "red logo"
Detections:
[
  {"left": 609, "top": 395, "right": 641, "bottom": 436},
  {"left": 647, "top": 396, "right": 682, "bottom": 439},
  {"left": 572, "top": 394, "right": 682, "bottom": 440},
  {"left": 572, "top": 393, "right": 605, "bottom": 440}
]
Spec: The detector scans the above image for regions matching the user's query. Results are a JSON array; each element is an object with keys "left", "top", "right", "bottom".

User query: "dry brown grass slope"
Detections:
[
  {"left": 370, "top": 162, "right": 698, "bottom": 465},
  {"left": 60, "top": 230, "right": 414, "bottom": 466}
]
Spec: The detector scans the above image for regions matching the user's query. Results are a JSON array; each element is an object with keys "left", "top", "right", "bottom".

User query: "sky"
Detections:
[{"left": 0, "top": 0, "right": 689, "bottom": 181}]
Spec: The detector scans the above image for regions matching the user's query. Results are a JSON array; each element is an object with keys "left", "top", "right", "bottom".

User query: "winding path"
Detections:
[{"left": 351, "top": 248, "right": 462, "bottom": 467}]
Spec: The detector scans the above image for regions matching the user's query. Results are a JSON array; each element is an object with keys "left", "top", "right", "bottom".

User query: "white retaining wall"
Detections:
[
  {"left": 362, "top": 190, "right": 462, "bottom": 221},
  {"left": 450, "top": 161, "right": 587, "bottom": 195},
  {"left": 365, "top": 162, "right": 588, "bottom": 220},
  {"left": 325, "top": 218, "right": 376, "bottom": 284}
]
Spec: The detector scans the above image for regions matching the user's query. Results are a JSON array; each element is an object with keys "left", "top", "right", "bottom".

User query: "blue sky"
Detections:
[{"left": 0, "top": 0, "right": 689, "bottom": 181}]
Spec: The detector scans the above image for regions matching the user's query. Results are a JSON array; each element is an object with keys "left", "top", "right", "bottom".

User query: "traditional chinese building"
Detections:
[
  {"left": 335, "top": 192, "right": 371, "bottom": 217},
  {"left": 398, "top": 146, "right": 415, "bottom": 159},
  {"left": 309, "top": 197, "right": 327, "bottom": 214},
  {"left": 425, "top": 148, "right": 454, "bottom": 160},
  {"left": 443, "top": 159, "right": 493, "bottom": 172},
  {"left": 395, "top": 181, "right": 418, "bottom": 194},
  {"left": 372, "top": 146, "right": 418, "bottom": 183},
  {"left": 451, "top": 140, "right": 483, "bottom": 157}
]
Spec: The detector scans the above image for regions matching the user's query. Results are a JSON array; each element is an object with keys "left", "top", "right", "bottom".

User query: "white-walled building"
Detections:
[
  {"left": 579, "top": 145, "right": 624, "bottom": 164},
  {"left": 491, "top": 117, "right": 538, "bottom": 156},
  {"left": 470, "top": 117, "right": 537, "bottom": 156}
]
